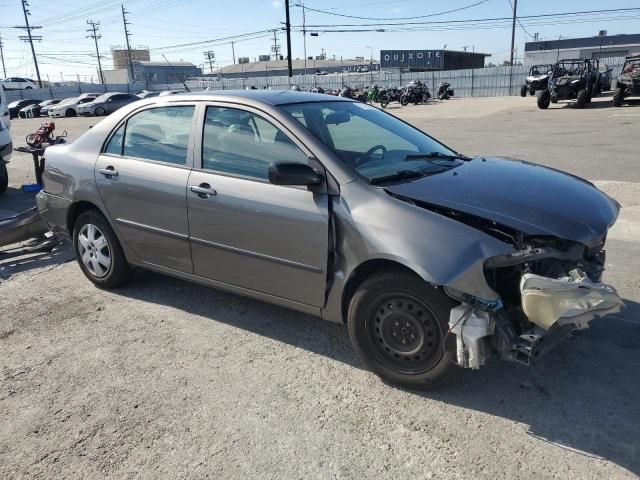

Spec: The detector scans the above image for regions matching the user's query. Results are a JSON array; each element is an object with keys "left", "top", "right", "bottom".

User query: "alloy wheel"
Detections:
[{"left": 78, "top": 223, "right": 112, "bottom": 278}]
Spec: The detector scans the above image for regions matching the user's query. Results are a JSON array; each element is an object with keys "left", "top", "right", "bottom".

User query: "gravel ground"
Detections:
[{"left": 1, "top": 95, "right": 639, "bottom": 479}]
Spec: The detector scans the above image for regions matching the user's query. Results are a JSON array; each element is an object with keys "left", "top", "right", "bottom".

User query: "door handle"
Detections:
[
  {"left": 98, "top": 167, "right": 118, "bottom": 177},
  {"left": 189, "top": 184, "right": 217, "bottom": 198}
]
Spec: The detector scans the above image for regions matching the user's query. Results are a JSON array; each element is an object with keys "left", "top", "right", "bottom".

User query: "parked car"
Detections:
[
  {"left": 36, "top": 91, "right": 622, "bottom": 389},
  {"left": 48, "top": 93, "right": 100, "bottom": 118},
  {"left": 158, "top": 89, "right": 187, "bottom": 96},
  {"left": 0, "top": 86, "right": 10, "bottom": 129},
  {"left": 0, "top": 93, "right": 10, "bottom": 193},
  {"left": 77, "top": 92, "right": 139, "bottom": 116},
  {"left": 136, "top": 90, "right": 160, "bottom": 99},
  {"left": 18, "top": 99, "right": 62, "bottom": 118},
  {"left": 7, "top": 99, "right": 40, "bottom": 119},
  {"left": 1, "top": 77, "right": 38, "bottom": 91},
  {"left": 613, "top": 52, "right": 640, "bottom": 107},
  {"left": 520, "top": 64, "right": 552, "bottom": 97}
]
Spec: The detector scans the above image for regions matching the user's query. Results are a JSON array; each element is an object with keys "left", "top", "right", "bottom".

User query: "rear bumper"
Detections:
[{"left": 36, "top": 191, "right": 72, "bottom": 242}]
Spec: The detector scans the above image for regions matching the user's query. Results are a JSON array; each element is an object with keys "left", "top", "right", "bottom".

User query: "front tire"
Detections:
[
  {"left": 347, "top": 271, "right": 458, "bottom": 390},
  {"left": 0, "top": 162, "right": 8, "bottom": 194},
  {"left": 613, "top": 87, "right": 624, "bottom": 107},
  {"left": 537, "top": 89, "right": 550, "bottom": 109},
  {"left": 65, "top": 108, "right": 76, "bottom": 117},
  {"left": 73, "top": 210, "right": 131, "bottom": 289},
  {"left": 95, "top": 106, "right": 106, "bottom": 116},
  {"left": 576, "top": 89, "right": 588, "bottom": 108},
  {"left": 399, "top": 94, "right": 409, "bottom": 106},
  {"left": 520, "top": 85, "right": 527, "bottom": 97}
]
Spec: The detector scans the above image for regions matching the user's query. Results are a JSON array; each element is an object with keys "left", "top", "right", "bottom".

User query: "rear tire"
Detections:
[
  {"left": 613, "top": 87, "right": 624, "bottom": 107},
  {"left": 73, "top": 210, "right": 131, "bottom": 289},
  {"left": 536, "top": 89, "right": 550, "bottom": 109},
  {"left": 347, "top": 270, "right": 458, "bottom": 390},
  {"left": 576, "top": 89, "right": 588, "bottom": 108},
  {"left": 0, "top": 162, "right": 8, "bottom": 194}
]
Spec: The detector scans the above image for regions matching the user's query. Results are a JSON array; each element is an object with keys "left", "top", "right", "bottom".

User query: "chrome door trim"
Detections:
[
  {"left": 190, "top": 236, "right": 324, "bottom": 273},
  {"left": 115, "top": 218, "right": 188, "bottom": 241}
]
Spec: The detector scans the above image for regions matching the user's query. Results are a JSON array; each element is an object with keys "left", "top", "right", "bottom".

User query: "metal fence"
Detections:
[{"left": 5, "top": 56, "right": 627, "bottom": 103}]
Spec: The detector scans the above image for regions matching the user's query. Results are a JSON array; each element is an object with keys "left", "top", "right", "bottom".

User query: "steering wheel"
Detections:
[{"left": 365, "top": 144, "right": 387, "bottom": 159}]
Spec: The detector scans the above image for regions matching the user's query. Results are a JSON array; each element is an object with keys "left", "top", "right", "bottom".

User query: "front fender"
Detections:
[{"left": 321, "top": 181, "right": 515, "bottom": 322}]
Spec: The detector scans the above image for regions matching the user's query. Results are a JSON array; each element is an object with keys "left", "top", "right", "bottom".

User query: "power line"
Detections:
[
  {"left": 300, "top": 6, "right": 640, "bottom": 28},
  {"left": 294, "top": 0, "right": 489, "bottom": 21},
  {"left": 86, "top": 20, "right": 104, "bottom": 84},
  {"left": 151, "top": 29, "right": 275, "bottom": 52},
  {"left": 507, "top": 0, "right": 534, "bottom": 39}
]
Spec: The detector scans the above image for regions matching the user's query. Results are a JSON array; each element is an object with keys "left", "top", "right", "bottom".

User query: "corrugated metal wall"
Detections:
[{"left": 4, "top": 57, "right": 626, "bottom": 103}]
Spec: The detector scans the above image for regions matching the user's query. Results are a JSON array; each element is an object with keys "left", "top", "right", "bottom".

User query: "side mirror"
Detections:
[{"left": 268, "top": 162, "right": 322, "bottom": 186}]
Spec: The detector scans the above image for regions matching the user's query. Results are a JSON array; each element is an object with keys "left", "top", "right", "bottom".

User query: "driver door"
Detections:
[{"left": 187, "top": 105, "right": 329, "bottom": 308}]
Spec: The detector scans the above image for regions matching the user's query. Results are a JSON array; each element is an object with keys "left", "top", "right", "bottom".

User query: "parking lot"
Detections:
[{"left": 1, "top": 95, "right": 639, "bottom": 479}]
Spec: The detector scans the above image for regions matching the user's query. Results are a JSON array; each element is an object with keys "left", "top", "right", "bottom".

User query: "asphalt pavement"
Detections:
[{"left": 1, "top": 94, "right": 639, "bottom": 479}]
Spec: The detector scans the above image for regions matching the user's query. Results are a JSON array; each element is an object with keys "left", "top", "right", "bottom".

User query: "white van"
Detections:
[{"left": 0, "top": 86, "right": 12, "bottom": 193}]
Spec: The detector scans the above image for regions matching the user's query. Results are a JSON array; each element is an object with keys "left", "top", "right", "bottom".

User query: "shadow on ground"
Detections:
[{"left": 115, "top": 270, "right": 640, "bottom": 476}]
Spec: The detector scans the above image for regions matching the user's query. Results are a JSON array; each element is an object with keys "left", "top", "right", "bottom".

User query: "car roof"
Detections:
[{"left": 158, "top": 89, "right": 353, "bottom": 106}]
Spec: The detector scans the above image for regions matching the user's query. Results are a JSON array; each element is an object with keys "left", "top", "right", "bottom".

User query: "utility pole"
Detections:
[
  {"left": 121, "top": 4, "right": 135, "bottom": 83},
  {"left": 230, "top": 41, "right": 236, "bottom": 64},
  {"left": 301, "top": 0, "right": 307, "bottom": 75},
  {"left": 509, "top": 0, "right": 518, "bottom": 66},
  {"left": 0, "top": 35, "right": 6, "bottom": 78},
  {"left": 284, "top": 0, "right": 293, "bottom": 77},
  {"left": 87, "top": 20, "right": 104, "bottom": 84},
  {"left": 15, "top": 0, "right": 43, "bottom": 87},
  {"left": 271, "top": 30, "right": 281, "bottom": 60},
  {"left": 203, "top": 51, "right": 215, "bottom": 73}
]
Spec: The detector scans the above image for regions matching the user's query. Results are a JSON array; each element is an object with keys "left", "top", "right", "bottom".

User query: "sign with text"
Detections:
[{"left": 380, "top": 50, "right": 444, "bottom": 69}]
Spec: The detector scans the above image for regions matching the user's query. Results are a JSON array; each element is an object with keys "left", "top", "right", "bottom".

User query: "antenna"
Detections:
[{"left": 161, "top": 54, "right": 191, "bottom": 92}]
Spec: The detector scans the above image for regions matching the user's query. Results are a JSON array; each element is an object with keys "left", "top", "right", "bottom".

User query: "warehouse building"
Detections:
[
  {"left": 102, "top": 60, "right": 201, "bottom": 86},
  {"left": 524, "top": 33, "right": 640, "bottom": 64},
  {"left": 198, "top": 58, "right": 380, "bottom": 79},
  {"left": 379, "top": 50, "right": 489, "bottom": 72}
]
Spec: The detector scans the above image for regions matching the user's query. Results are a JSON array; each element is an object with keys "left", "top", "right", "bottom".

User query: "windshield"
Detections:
[
  {"left": 280, "top": 101, "right": 463, "bottom": 183},
  {"left": 530, "top": 65, "right": 550, "bottom": 75},
  {"left": 92, "top": 93, "right": 113, "bottom": 103},
  {"left": 553, "top": 61, "right": 585, "bottom": 77}
]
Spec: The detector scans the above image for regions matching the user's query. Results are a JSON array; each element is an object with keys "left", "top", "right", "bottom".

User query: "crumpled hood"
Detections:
[{"left": 385, "top": 157, "right": 620, "bottom": 247}]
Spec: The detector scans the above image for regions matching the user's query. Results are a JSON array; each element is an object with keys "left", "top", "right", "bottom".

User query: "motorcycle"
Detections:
[
  {"left": 366, "top": 85, "right": 381, "bottom": 104},
  {"left": 310, "top": 86, "right": 325, "bottom": 94},
  {"left": 436, "top": 82, "right": 455, "bottom": 100},
  {"left": 339, "top": 85, "right": 366, "bottom": 102},
  {"left": 379, "top": 86, "right": 402, "bottom": 108},
  {"left": 399, "top": 80, "right": 431, "bottom": 106},
  {"left": 26, "top": 121, "right": 57, "bottom": 148}
]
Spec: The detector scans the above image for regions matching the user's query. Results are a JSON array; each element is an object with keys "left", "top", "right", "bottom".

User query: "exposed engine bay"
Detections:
[{"left": 445, "top": 217, "right": 623, "bottom": 369}]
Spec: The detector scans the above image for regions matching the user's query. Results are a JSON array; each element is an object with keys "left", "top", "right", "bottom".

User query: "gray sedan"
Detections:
[
  {"left": 36, "top": 91, "right": 622, "bottom": 389},
  {"left": 77, "top": 92, "right": 140, "bottom": 116}
]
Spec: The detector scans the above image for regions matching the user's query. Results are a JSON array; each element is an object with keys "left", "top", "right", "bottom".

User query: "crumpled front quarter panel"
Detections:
[{"left": 323, "top": 180, "right": 516, "bottom": 322}]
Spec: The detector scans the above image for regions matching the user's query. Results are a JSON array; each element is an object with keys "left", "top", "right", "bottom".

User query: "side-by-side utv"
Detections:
[
  {"left": 537, "top": 58, "right": 602, "bottom": 109},
  {"left": 613, "top": 53, "right": 640, "bottom": 107}
]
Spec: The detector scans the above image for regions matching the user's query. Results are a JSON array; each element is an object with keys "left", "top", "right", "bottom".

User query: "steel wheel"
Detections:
[
  {"left": 77, "top": 223, "right": 112, "bottom": 278},
  {"left": 366, "top": 293, "right": 442, "bottom": 375}
]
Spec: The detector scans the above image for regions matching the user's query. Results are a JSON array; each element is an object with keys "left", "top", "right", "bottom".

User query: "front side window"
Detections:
[
  {"left": 280, "top": 101, "right": 460, "bottom": 183},
  {"left": 113, "top": 106, "right": 195, "bottom": 165},
  {"left": 201, "top": 106, "right": 307, "bottom": 180}
]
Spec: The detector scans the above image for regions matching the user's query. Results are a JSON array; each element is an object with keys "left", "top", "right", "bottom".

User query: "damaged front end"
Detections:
[{"left": 446, "top": 230, "right": 623, "bottom": 369}]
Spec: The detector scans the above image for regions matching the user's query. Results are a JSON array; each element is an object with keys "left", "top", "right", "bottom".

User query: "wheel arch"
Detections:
[
  {"left": 340, "top": 258, "right": 435, "bottom": 324},
  {"left": 66, "top": 200, "right": 109, "bottom": 236}
]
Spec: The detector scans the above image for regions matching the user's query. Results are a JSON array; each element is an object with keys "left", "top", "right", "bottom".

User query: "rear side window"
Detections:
[{"left": 104, "top": 106, "right": 194, "bottom": 165}]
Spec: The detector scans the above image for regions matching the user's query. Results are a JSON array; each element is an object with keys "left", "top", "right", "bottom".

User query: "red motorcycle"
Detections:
[{"left": 26, "top": 121, "right": 57, "bottom": 148}]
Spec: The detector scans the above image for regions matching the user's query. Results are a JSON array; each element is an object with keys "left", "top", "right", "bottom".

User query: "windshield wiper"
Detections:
[
  {"left": 369, "top": 168, "right": 445, "bottom": 185},
  {"left": 404, "top": 152, "right": 470, "bottom": 161}
]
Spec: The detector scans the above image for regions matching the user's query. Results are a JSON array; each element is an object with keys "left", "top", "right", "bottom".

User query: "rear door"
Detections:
[
  {"left": 186, "top": 104, "right": 330, "bottom": 307},
  {"left": 95, "top": 103, "right": 196, "bottom": 273}
]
